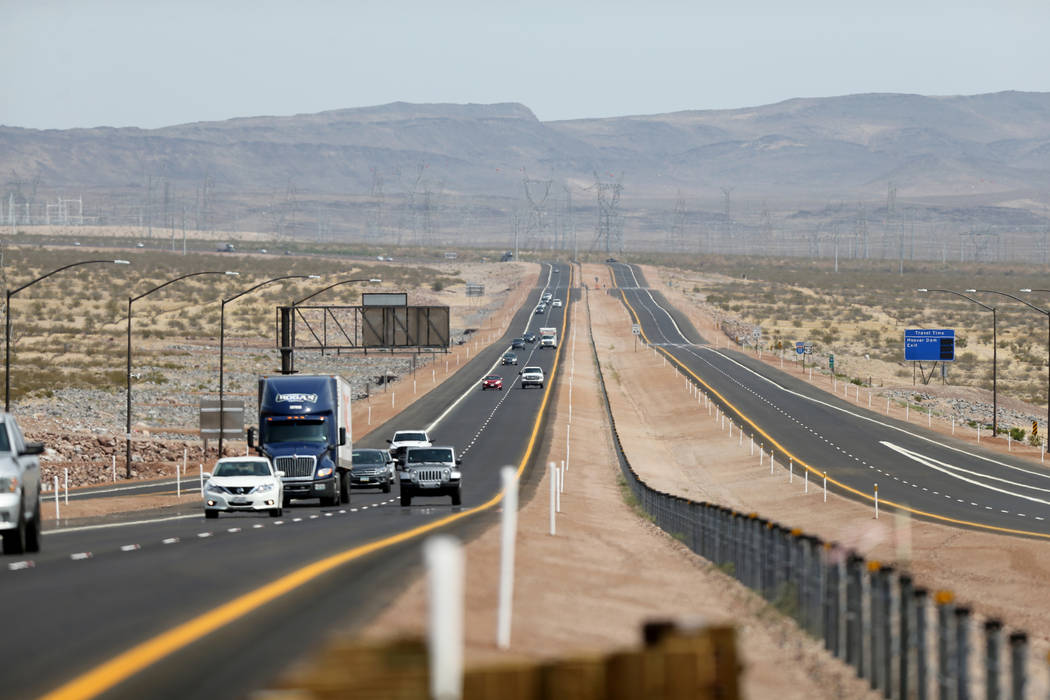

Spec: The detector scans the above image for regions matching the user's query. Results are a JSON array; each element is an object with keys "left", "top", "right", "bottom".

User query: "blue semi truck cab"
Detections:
[{"left": 247, "top": 374, "right": 353, "bottom": 506}]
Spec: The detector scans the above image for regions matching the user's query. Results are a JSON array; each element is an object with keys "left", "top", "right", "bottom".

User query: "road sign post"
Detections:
[{"left": 632, "top": 323, "right": 640, "bottom": 351}]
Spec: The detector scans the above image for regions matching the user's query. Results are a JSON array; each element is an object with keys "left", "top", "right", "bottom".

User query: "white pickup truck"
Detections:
[{"left": 539, "top": 326, "right": 557, "bottom": 348}]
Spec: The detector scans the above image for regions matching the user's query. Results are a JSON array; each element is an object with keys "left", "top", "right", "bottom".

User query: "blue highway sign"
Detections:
[{"left": 904, "top": 329, "right": 955, "bottom": 362}]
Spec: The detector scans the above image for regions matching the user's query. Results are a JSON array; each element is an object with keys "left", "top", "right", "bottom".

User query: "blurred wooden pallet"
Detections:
[{"left": 262, "top": 620, "right": 739, "bottom": 700}]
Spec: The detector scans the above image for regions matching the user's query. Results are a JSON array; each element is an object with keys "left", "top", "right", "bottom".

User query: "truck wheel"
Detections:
[
  {"left": 339, "top": 474, "right": 350, "bottom": 504},
  {"left": 25, "top": 496, "right": 41, "bottom": 553},
  {"left": 282, "top": 495, "right": 292, "bottom": 508},
  {"left": 1, "top": 503, "right": 26, "bottom": 555},
  {"left": 400, "top": 490, "right": 412, "bottom": 507},
  {"left": 382, "top": 481, "right": 391, "bottom": 494},
  {"left": 450, "top": 487, "right": 462, "bottom": 506},
  {"left": 204, "top": 509, "right": 219, "bottom": 519},
  {"left": 269, "top": 507, "right": 282, "bottom": 517}
]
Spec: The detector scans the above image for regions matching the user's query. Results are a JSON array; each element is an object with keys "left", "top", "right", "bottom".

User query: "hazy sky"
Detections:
[{"left": 4, "top": 0, "right": 1048, "bottom": 130}]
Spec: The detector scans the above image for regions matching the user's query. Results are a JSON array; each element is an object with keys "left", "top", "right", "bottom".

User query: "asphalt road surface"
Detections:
[
  {"left": 0, "top": 263, "right": 574, "bottom": 700},
  {"left": 609, "top": 262, "right": 1050, "bottom": 539}
]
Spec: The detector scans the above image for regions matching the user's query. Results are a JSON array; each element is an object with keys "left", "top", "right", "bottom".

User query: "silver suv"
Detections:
[
  {"left": 0, "top": 414, "right": 44, "bottom": 554},
  {"left": 398, "top": 446, "right": 462, "bottom": 507}
]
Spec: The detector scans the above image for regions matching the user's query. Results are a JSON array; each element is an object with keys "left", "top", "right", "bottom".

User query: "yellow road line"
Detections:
[
  {"left": 614, "top": 281, "right": 1050, "bottom": 540},
  {"left": 41, "top": 265, "right": 574, "bottom": 700}
]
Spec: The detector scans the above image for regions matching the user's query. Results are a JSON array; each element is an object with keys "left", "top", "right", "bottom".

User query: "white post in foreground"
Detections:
[
  {"left": 368, "top": 405, "right": 372, "bottom": 426},
  {"left": 199, "top": 464, "right": 204, "bottom": 493},
  {"left": 111, "top": 455, "right": 116, "bottom": 482},
  {"left": 874, "top": 483, "right": 879, "bottom": 519},
  {"left": 823, "top": 472, "right": 827, "bottom": 502},
  {"left": 559, "top": 460, "right": 566, "bottom": 494},
  {"left": 182, "top": 447, "right": 187, "bottom": 475},
  {"left": 789, "top": 460, "right": 793, "bottom": 483},
  {"left": 425, "top": 535, "right": 464, "bottom": 700},
  {"left": 64, "top": 468, "right": 68, "bottom": 505},
  {"left": 804, "top": 469, "right": 808, "bottom": 494},
  {"left": 54, "top": 476, "right": 60, "bottom": 519},
  {"left": 497, "top": 467, "right": 518, "bottom": 650},
  {"left": 549, "top": 462, "right": 557, "bottom": 536}
]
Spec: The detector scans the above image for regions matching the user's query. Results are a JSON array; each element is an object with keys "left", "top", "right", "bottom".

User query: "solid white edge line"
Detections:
[{"left": 44, "top": 513, "right": 204, "bottom": 535}]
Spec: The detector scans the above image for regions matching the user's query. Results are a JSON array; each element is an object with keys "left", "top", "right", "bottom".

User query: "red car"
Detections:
[{"left": 482, "top": 374, "right": 504, "bottom": 390}]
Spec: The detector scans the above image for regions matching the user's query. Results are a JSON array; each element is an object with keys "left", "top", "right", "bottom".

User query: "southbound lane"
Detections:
[
  {"left": 0, "top": 264, "right": 574, "bottom": 700},
  {"left": 610, "top": 263, "right": 1050, "bottom": 538}
]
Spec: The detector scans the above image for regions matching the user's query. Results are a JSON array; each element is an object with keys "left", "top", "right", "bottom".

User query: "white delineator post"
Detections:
[
  {"left": 497, "top": 467, "right": 518, "bottom": 650},
  {"left": 111, "top": 455, "right": 116, "bottom": 482},
  {"left": 53, "top": 476, "right": 60, "bottom": 518},
  {"left": 823, "top": 472, "right": 828, "bottom": 502},
  {"left": 804, "top": 469, "right": 808, "bottom": 493},
  {"left": 549, "top": 462, "right": 557, "bottom": 536},
  {"left": 182, "top": 447, "right": 187, "bottom": 475},
  {"left": 199, "top": 464, "right": 204, "bottom": 493},
  {"left": 789, "top": 459, "right": 794, "bottom": 483},
  {"left": 874, "top": 483, "right": 879, "bottom": 519},
  {"left": 64, "top": 468, "right": 68, "bottom": 505},
  {"left": 425, "top": 535, "right": 464, "bottom": 700},
  {"left": 560, "top": 460, "right": 566, "bottom": 494}
]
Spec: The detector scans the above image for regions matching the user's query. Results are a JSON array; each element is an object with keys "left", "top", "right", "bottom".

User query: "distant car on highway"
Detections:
[
  {"left": 553, "top": 267, "right": 559, "bottom": 273},
  {"left": 203, "top": 456, "right": 284, "bottom": 519},
  {"left": 510, "top": 338, "right": 526, "bottom": 349},
  {"left": 501, "top": 352, "right": 518, "bottom": 365},
  {"left": 0, "top": 414, "right": 43, "bottom": 554},
  {"left": 523, "top": 331, "right": 537, "bottom": 343},
  {"left": 541, "top": 292, "right": 553, "bottom": 303},
  {"left": 482, "top": 375, "right": 504, "bottom": 391},
  {"left": 552, "top": 298, "right": 562, "bottom": 307},
  {"left": 534, "top": 304, "right": 546, "bottom": 314},
  {"left": 520, "top": 366, "right": 545, "bottom": 389},
  {"left": 349, "top": 448, "right": 394, "bottom": 493},
  {"left": 605, "top": 257, "right": 617, "bottom": 263}
]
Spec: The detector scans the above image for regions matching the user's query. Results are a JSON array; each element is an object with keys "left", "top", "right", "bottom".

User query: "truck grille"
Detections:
[
  {"left": 415, "top": 469, "right": 445, "bottom": 484},
  {"left": 274, "top": 456, "right": 316, "bottom": 479}
]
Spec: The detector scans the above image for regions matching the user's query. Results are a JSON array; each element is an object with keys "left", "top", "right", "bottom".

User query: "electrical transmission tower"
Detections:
[
  {"left": 668, "top": 192, "right": 687, "bottom": 252},
  {"left": 522, "top": 171, "right": 553, "bottom": 250},
  {"left": 589, "top": 172, "right": 624, "bottom": 254}
]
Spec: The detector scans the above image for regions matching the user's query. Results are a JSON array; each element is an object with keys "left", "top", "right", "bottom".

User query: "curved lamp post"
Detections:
[
  {"left": 917, "top": 288, "right": 998, "bottom": 437},
  {"left": 125, "top": 270, "right": 240, "bottom": 477},
  {"left": 292, "top": 277, "right": 382, "bottom": 306},
  {"left": 218, "top": 275, "right": 319, "bottom": 455},
  {"left": 5, "top": 259, "right": 131, "bottom": 412}
]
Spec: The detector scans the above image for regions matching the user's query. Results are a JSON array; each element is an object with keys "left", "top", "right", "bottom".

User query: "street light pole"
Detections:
[
  {"left": 917, "top": 288, "right": 999, "bottom": 437},
  {"left": 5, "top": 259, "right": 131, "bottom": 413},
  {"left": 125, "top": 270, "right": 239, "bottom": 477},
  {"left": 218, "top": 275, "right": 319, "bottom": 456},
  {"left": 291, "top": 277, "right": 382, "bottom": 306},
  {"left": 1018, "top": 289, "right": 1050, "bottom": 436}
]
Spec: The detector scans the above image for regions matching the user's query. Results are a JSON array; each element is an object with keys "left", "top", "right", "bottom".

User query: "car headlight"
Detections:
[
  {"left": 0, "top": 476, "right": 19, "bottom": 493},
  {"left": 253, "top": 483, "right": 273, "bottom": 493},
  {"left": 443, "top": 468, "right": 450, "bottom": 478},
  {"left": 205, "top": 482, "right": 223, "bottom": 495},
  {"left": 316, "top": 466, "right": 334, "bottom": 479}
]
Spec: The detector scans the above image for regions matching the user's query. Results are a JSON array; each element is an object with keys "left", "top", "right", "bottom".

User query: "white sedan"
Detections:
[
  {"left": 552, "top": 298, "right": 563, "bottom": 307},
  {"left": 203, "top": 457, "right": 284, "bottom": 518}
]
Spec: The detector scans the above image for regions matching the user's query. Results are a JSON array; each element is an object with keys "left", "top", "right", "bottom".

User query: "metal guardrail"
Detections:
[{"left": 584, "top": 285, "right": 1038, "bottom": 700}]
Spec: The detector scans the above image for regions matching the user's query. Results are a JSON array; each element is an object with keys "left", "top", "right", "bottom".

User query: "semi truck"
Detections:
[
  {"left": 539, "top": 326, "right": 558, "bottom": 348},
  {"left": 247, "top": 375, "right": 353, "bottom": 506}
]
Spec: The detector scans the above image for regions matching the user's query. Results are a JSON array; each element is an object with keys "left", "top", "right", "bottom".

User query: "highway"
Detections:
[
  {"left": 0, "top": 263, "right": 574, "bottom": 700},
  {"left": 610, "top": 262, "right": 1050, "bottom": 539}
]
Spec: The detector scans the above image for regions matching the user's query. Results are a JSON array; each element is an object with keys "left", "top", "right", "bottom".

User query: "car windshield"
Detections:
[
  {"left": 524, "top": 367, "right": 541, "bottom": 373},
  {"left": 394, "top": 432, "right": 427, "bottom": 442},
  {"left": 407, "top": 448, "right": 454, "bottom": 464},
  {"left": 214, "top": 460, "right": 272, "bottom": 477},
  {"left": 0, "top": 425, "right": 10, "bottom": 453},
  {"left": 265, "top": 420, "right": 328, "bottom": 443},
  {"left": 485, "top": 375, "right": 500, "bottom": 381},
  {"left": 352, "top": 450, "right": 386, "bottom": 465}
]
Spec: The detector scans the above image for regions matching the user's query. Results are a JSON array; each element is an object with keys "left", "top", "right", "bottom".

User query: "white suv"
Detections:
[
  {"left": 0, "top": 414, "right": 43, "bottom": 555},
  {"left": 387, "top": 429, "right": 432, "bottom": 465},
  {"left": 520, "top": 366, "right": 545, "bottom": 389}
]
